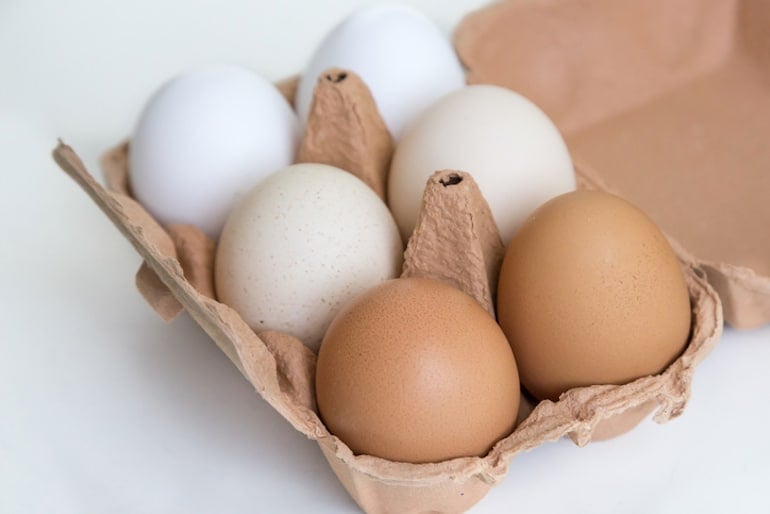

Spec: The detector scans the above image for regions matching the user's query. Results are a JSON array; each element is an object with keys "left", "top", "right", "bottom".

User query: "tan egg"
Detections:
[
  {"left": 496, "top": 190, "right": 691, "bottom": 402},
  {"left": 316, "top": 277, "right": 520, "bottom": 464}
]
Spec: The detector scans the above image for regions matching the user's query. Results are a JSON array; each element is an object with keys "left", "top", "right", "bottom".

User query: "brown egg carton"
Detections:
[
  {"left": 455, "top": 0, "right": 770, "bottom": 329},
  {"left": 53, "top": 68, "right": 721, "bottom": 513}
]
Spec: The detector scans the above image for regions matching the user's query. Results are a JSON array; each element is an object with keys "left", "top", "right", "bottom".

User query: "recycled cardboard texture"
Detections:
[
  {"left": 402, "top": 170, "right": 504, "bottom": 317},
  {"left": 454, "top": 0, "right": 770, "bottom": 329},
  {"left": 298, "top": 68, "right": 393, "bottom": 202},
  {"left": 53, "top": 67, "right": 722, "bottom": 513}
]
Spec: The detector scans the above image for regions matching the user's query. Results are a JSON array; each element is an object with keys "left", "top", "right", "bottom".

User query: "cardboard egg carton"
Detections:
[
  {"left": 455, "top": 0, "right": 770, "bottom": 329},
  {"left": 54, "top": 65, "right": 721, "bottom": 513}
]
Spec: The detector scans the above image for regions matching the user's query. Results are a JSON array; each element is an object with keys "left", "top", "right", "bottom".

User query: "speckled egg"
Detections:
[
  {"left": 215, "top": 163, "right": 403, "bottom": 351},
  {"left": 496, "top": 190, "right": 692, "bottom": 401}
]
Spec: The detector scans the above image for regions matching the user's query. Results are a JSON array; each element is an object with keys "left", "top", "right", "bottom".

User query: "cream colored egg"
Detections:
[
  {"left": 215, "top": 163, "right": 403, "bottom": 351},
  {"left": 389, "top": 85, "right": 575, "bottom": 244}
]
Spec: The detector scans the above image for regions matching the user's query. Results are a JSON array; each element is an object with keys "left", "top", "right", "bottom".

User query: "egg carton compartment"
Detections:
[
  {"left": 53, "top": 69, "right": 722, "bottom": 513},
  {"left": 455, "top": 0, "right": 770, "bottom": 329},
  {"left": 54, "top": 140, "right": 722, "bottom": 512}
]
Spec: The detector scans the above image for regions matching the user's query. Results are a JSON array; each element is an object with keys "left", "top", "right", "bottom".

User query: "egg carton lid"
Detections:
[{"left": 454, "top": 0, "right": 770, "bottom": 329}]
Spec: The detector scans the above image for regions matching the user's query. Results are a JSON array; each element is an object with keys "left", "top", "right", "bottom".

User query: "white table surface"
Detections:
[{"left": 2, "top": 1, "right": 769, "bottom": 512}]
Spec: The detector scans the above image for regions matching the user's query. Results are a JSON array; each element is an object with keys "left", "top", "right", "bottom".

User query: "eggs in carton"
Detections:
[{"left": 53, "top": 64, "right": 721, "bottom": 513}]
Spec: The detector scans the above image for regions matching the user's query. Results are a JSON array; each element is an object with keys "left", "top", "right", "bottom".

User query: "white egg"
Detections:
[
  {"left": 215, "top": 163, "right": 404, "bottom": 351},
  {"left": 129, "top": 65, "right": 299, "bottom": 238},
  {"left": 389, "top": 85, "right": 576, "bottom": 244},
  {"left": 296, "top": 4, "right": 465, "bottom": 140}
]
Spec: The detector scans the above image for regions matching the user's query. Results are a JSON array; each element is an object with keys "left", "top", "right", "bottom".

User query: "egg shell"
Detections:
[
  {"left": 316, "top": 277, "right": 520, "bottom": 464},
  {"left": 388, "top": 84, "right": 576, "bottom": 244},
  {"left": 215, "top": 162, "right": 403, "bottom": 351},
  {"left": 295, "top": 4, "right": 465, "bottom": 140},
  {"left": 497, "top": 190, "right": 692, "bottom": 401},
  {"left": 129, "top": 66, "right": 299, "bottom": 237}
]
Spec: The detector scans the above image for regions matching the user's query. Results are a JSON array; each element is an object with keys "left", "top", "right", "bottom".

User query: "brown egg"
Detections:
[
  {"left": 316, "top": 277, "right": 520, "bottom": 464},
  {"left": 496, "top": 190, "right": 691, "bottom": 401}
]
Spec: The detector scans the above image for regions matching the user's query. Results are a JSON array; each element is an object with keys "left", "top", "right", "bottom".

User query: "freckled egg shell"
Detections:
[
  {"left": 215, "top": 163, "right": 403, "bottom": 351},
  {"left": 295, "top": 4, "right": 465, "bottom": 140},
  {"left": 316, "top": 277, "right": 520, "bottom": 464},
  {"left": 496, "top": 190, "right": 692, "bottom": 402},
  {"left": 129, "top": 65, "right": 299, "bottom": 238}
]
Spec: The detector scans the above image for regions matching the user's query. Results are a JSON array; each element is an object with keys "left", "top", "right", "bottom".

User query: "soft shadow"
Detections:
[{"left": 126, "top": 312, "right": 358, "bottom": 512}]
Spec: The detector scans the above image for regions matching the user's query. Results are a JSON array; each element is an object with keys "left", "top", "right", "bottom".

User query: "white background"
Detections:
[{"left": 2, "top": 0, "right": 769, "bottom": 512}]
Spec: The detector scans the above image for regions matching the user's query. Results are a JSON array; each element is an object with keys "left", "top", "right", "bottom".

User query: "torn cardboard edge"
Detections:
[{"left": 54, "top": 139, "right": 721, "bottom": 514}]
